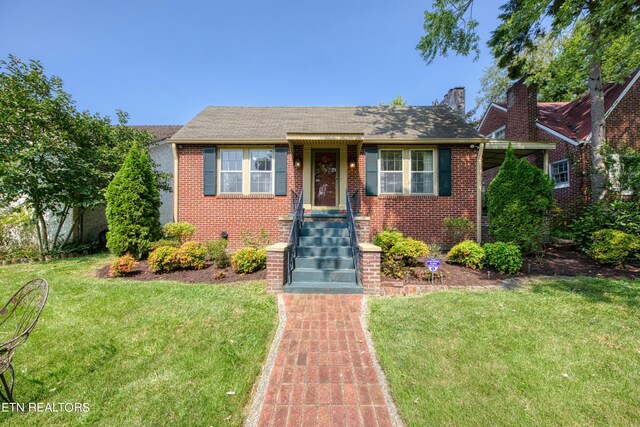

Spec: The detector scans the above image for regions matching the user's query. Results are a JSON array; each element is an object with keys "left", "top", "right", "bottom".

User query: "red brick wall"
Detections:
[
  {"left": 478, "top": 106, "right": 506, "bottom": 136},
  {"left": 177, "top": 144, "right": 300, "bottom": 250},
  {"left": 178, "top": 144, "right": 479, "bottom": 249},
  {"left": 352, "top": 146, "right": 478, "bottom": 245},
  {"left": 607, "top": 78, "right": 640, "bottom": 149}
]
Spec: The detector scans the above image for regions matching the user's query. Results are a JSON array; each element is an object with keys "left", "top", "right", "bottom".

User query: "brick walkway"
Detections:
[{"left": 256, "top": 294, "right": 395, "bottom": 427}]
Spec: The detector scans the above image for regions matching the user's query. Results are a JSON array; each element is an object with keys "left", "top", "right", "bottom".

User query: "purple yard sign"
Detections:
[{"left": 426, "top": 258, "right": 441, "bottom": 272}]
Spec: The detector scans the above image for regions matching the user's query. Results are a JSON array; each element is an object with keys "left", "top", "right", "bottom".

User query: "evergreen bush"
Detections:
[
  {"left": 486, "top": 146, "right": 554, "bottom": 254},
  {"left": 587, "top": 229, "right": 639, "bottom": 265},
  {"left": 105, "top": 144, "right": 162, "bottom": 259},
  {"left": 483, "top": 242, "right": 522, "bottom": 274},
  {"left": 231, "top": 247, "right": 267, "bottom": 274}
]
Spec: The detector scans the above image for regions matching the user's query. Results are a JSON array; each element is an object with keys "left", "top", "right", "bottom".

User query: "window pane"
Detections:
[
  {"left": 221, "top": 149, "right": 243, "bottom": 171},
  {"left": 381, "top": 151, "right": 403, "bottom": 171},
  {"left": 250, "top": 171, "right": 272, "bottom": 193},
  {"left": 251, "top": 150, "right": 273, "bottom": 171},
  {"left": 411, "top": 172, "right": 434, "bottom": 194},
  {"left": 381, "top": 172, "right": 403, "bottom": 193},
  {"left": 411, "top": 151, "right": 433, "bottom": 172},
  {"left": 221, "top": 172, "right": 242, "bottom": 193},
  {"left": 551, "top": 160, "right": 569, "bottom": 185}
]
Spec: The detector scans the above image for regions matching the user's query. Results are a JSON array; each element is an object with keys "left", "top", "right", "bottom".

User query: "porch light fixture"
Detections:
[
  {"left": 349, "top": 160, "right": 357, "bottom": 169},
  {"left": 294, "top": 158, "right": 302, "bottom": 168}
]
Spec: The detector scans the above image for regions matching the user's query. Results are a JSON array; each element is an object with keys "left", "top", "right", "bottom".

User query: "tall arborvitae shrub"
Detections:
[
  {"left": 105, "top": 144, "right": 162, "bottom": 259},
  {"left": 486, "top": 145, "right": 554, "bottom": 254}
]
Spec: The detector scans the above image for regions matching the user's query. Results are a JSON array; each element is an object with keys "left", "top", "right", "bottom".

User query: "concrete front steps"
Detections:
[{"left": 285, "top": 217, "right": 361, "bottom": 294}]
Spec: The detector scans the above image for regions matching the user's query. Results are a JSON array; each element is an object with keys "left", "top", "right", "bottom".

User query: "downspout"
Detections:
[
  {"left": 172, "top": 143, "right": 179, "bottom": 222},
  {"left": 476, "top": 142, "right": 485, "bottom": 243}
]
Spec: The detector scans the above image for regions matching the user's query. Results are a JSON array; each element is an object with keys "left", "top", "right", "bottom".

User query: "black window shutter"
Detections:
[
  {"left": 203, "top": 147, "right": 217, "bottom": 196},
  {"left": 274, "top": 146, "right": 287, "bottom": 196},
  {"left": 438, "top": 147, "right": 452, "bottom": 196},
  {"left": 365, "top": 146, "right": 378, "bottom": 196}
]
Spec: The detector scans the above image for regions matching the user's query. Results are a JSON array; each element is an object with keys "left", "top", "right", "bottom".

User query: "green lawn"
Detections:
[
  {"left": 368, "top": 278, "right": 640, "bottom": 426},
  {"left": 0, "top": 255, "right": 277, "bottom": 426}
]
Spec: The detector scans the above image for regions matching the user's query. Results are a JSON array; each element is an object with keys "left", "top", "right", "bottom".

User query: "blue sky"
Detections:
[{"left": 1, "top": 0, "right": 501, "bottom": 125}]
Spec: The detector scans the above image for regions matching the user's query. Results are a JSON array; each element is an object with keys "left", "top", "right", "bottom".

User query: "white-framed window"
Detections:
[
  {"left": 250, "top": 149, "right": 273, "bottom": 193},
  {"left": 489, "top": 127, "right": 505, "bottom": 139},
  {"left": 220, "top": 149, "right": 243, "bottom": 193},
  {"left": 379, "top": 148, "right": 436, "bottom": 195},
  {"left": 219, "top": 148, "right": 274, "bottom": 194},
  {"left": 410, "top": 150, "right": 434, "bottom": 194},
  {"left": 380, "top": 150, "right": 404, "bottom": 193},
  {"left": 549, "top": 159, "right": 570, "bottom": 189}
]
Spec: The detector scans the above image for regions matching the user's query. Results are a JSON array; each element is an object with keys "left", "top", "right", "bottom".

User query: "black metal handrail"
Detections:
[
  {"left": 287, "top": 190, "right": 304, "bottom": 285},
  {"left": 346, "top": 190, "right": 361, "bottom": 286}
]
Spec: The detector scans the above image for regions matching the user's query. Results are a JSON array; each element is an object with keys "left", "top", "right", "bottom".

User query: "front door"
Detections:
[{"left": 313, "top": 150, "right": 338, "bottom": 207}]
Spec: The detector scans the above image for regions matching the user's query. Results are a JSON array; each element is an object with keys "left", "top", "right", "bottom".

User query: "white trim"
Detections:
[
  {"left": 605, "top": 69, "right": 640, "bottom": 120},
  {"left": 488, "top": 126, "right": 506, "bottom": 139},
  {"left": 477, "top": 103, "right": 507, "bottom": 133},
  {"left": 536, "top": 123, "right": 579, "bottom": 146},
  {"left": 549, "top": 159, "right": 570, "bottom": 189},
  {"left": 218, "top": 147, "right": 275, "bottom": 195}
]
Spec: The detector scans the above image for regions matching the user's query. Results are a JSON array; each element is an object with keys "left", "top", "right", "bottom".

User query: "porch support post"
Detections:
[
  {"left": 476, "top": 142, "right": 485, "bottom": 243},
  {"left": 543, "top": 149, "right": 549, "bottom": 175},
  {"left": 172, "top": 143, "right": 179, "bottom": 222}
]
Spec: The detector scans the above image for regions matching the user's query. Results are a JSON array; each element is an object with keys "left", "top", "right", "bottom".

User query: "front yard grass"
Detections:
[
  {"left": 368, "top": 278, "right": 640, "bottom": 426},
  {"left": 0, "top": 254, "right": 277, "bottom": 426}
]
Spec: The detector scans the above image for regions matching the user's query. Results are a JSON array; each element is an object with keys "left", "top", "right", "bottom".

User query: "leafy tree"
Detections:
[
  {"left": 380, "top": 95, "right": 407, "bottom": 107},
  {"left": 486, "top": 146, "right": 554, "bottom": 254},
  {"left": 0, "top": 55, "right": 157, "bottom": 253},
  {"left": 105, "top": 143, "right": 162, "bottom": 259},
  {"left": 417, "top": 0, "right": 640, "bottom": 200}
]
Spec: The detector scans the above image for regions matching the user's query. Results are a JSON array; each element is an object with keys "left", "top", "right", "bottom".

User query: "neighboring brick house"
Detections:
[
  {"left": 478, "top": 67, "right": 640, "bottom": 213},
  {"left": 169, "top": 106, "right": 494, "bottom": 250}
]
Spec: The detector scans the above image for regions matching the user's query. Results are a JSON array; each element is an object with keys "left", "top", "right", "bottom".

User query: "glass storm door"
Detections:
[{"left": 313, "top": 150, "right": 338, "bottom": 207}]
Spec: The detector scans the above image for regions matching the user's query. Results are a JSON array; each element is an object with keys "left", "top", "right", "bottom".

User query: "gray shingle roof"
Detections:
[
  {"left": 170, "top": 106, "right": 482, "bottom": 141},
  {"left": 129, "top": 125, "right": 182, "bottom": 142}
]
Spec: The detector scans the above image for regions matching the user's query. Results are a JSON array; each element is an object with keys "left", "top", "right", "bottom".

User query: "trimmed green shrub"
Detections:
[
  {"left": 109, "top": 254, "right": 138, "bottom": 277},
  {"left": 176, "top": 241, "right": 206, "bottom": 270},
  {"left": 388, "top": 237, "right": 429, "bottom": 266},
  {"left": 205, "top": 238, "right": 230, "bottom": 268},
  {"left": 587, "top": 229, "right": 640, "bottom": 265},
  {"left": 373, "top": 227, "right": 403, "bottom": 253},
  {"left": 443, "top": 217, "right": 475, "bottom": 244},
  {"left": 231, "top": 247, "right": 267, "bottom": 274},
  {"left": 374, "top": 228, "right": 430, "bottom": 278},
  {"left": 148, "top": 246, "right": 179, "bottom": 272},
  {"left": 149, "top": 239, "right": 180, "bottom": 252},
  {"left": 572, "top": 200, "right": 640, "bottom": 249},
  {"left": 105, "top": 144, "right": 162, "bottom": 259},
  {"left": 486, "top": 146, "right": 554, "bottom": 254},
  {"left": 447, "top": 240, "right": 485, "bottom": 269},
  {"left": 163, "top": 222, "right": 196, "bottom": 244},
  {"left": 484, "top": 242, "right": 522, "bottom": 274}
]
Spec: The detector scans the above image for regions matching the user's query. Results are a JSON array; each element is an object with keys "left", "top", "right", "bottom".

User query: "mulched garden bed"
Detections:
[
  {"left": 96, "top": 259, "right": 265, "bottom": 284},
  {"left": 96, "top": 240, "right": 639, "bottom": 288},
  {"left": 382, "top": 240, "right": 640, "bottom": 292}
]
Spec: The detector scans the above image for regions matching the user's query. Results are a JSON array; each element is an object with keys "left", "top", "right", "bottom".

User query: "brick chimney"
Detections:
[
  {"left": 441, "top": 87, "right": 465, "bottom": 117},
  {"left": 505, "top": 78, "right": 537, "bottom": 141}
]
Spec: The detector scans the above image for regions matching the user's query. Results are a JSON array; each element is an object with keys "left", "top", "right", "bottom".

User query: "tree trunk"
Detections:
[{"left": 588, "top": 13, "right": 607, "bottom": 201}]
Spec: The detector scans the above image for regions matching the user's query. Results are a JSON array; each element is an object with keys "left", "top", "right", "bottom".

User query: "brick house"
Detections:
[
  {"left": 170, "top": 106, "right": 553, "bottom": 293},
  {"left": 478, "top": 67, "right": 640, "bottom": 213}
]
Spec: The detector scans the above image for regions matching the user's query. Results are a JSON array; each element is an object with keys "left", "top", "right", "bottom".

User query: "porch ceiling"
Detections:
[{"left": 482, "top": 140, "right": 556, "bottom": 171}]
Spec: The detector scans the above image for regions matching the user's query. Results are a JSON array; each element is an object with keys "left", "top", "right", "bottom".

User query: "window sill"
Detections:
[
  {"left": 216, "top": 193, "right": 275, "bottom": 199},
  {"left": 553, "top": 183, "right": 570, "bottom": 190},
  {"left": 377, "top": 194, "right": 438, "bottom": 199}
]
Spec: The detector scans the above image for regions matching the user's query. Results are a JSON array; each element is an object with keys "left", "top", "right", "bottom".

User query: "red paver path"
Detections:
[{"left": 257, "top": 294, "right": 394, "bottom": 427}]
